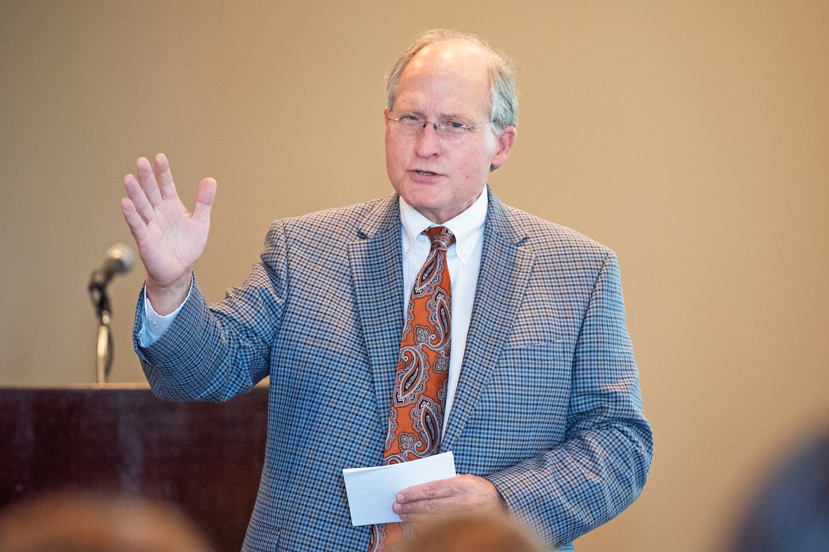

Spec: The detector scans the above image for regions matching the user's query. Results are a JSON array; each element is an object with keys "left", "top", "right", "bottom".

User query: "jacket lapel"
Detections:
[
  {"left": 347, "top": 195, "right": 404, "bottom": 436},
  {"left": 442, "top": 190, "right": 535, "bottom": 450}
]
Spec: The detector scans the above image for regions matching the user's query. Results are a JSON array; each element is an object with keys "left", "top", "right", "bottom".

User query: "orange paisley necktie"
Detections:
[{"left": 369, "top": 226, "right": 454, "bottom": 552}]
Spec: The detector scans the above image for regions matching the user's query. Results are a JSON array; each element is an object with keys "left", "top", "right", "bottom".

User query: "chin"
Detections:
[{"left": 400, "top": 188, "right": 445, "bottom": 210}]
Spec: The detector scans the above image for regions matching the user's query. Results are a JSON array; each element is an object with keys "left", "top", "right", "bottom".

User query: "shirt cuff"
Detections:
[{"left": 137, "top": 280, "right": 193, "bottom": 347}]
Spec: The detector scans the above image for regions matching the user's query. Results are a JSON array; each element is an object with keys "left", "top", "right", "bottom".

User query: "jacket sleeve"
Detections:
[
  {"left": 132, "top": 221, "right": 289, "bottom": 402},
  {"left": 485, "top": 251, "right": 653, "bottom": 547}
]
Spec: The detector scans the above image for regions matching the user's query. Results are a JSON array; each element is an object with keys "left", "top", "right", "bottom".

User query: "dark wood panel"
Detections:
[{"left": 0, "top": 386, "right": 268, "bottom": 552}]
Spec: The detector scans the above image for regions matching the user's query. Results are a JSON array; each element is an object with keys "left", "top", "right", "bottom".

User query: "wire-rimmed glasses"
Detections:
[{"left": 388, "top": 113, "right": 492, "bottom": 141}]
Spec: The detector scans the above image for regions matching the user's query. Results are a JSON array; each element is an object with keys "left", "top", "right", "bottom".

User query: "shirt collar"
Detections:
[{"left": 399, "top": 188, "right": 488, "bottom": 264}]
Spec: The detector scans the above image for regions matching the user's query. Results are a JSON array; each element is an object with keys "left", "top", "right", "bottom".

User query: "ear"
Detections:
[
  {"left": 384, "top": 107, "right": 390, "bottom": 123},
  {"left": 490, "top": 126, "right": 516, "bottom": 169}
]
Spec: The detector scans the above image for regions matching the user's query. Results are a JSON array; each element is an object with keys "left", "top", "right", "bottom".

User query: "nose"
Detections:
[{"left": 414, "top": 122, "right": 442, "bottom": 158}]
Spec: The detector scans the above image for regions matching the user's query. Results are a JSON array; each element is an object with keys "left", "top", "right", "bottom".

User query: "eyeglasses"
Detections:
[{"left": 388, "top": 113, "right": 492, "bottom": 141}]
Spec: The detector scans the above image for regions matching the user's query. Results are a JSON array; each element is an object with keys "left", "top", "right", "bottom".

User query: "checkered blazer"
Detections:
[{"left": 134, "top": 189, "right": 652, "bottom": 552}]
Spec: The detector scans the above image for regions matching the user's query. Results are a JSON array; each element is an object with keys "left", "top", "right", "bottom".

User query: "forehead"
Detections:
[{"left": 394, "top": 40, "right": 492, "bottom": 118}]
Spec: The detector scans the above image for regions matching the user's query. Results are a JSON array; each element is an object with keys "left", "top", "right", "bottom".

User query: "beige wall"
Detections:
[{"left": 1, "top": 1, "right": 827, "bottom": 551}]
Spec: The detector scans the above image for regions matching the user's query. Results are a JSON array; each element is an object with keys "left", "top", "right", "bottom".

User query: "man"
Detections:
[
  {"left": 121, "top": 29, "right": 652, "bottom": 552},
  {"left": 0, "top": 491, "right": 213, "bottom": 552},
  {"left": 401, "top": 510, "right": 545, "bottom": 552}
]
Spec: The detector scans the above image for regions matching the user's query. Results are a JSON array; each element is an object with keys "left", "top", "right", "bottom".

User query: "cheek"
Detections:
[
  {"left": 465, "top": 143, "right": 496, "bottom": 178},
  {"left": 386, "top": 137, "right": 408, "bottom": 168},
  {"left": 479, "top": 134, "right": 499, "bottom": 164},
  {"left": 385, "top": 143, "right": 402, "bottom": 180}
]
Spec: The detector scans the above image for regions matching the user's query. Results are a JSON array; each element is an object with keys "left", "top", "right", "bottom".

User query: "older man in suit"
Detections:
[{"left": 121, "top": 29, "right": 652, "bottom": 552}]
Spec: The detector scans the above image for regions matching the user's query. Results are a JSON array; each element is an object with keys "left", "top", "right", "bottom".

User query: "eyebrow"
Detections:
[{"left": 399, "top": 109, "right": 469, "bottom": 121}]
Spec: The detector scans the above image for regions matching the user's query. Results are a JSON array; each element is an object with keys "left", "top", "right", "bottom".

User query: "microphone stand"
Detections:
[{"left": 89, "top": 273, "right": 114, "bottom": 385}]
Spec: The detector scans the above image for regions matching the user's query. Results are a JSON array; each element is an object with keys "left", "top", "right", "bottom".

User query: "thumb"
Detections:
[{"left": 192, "top": 177, "right": 217, "bottom": 223}]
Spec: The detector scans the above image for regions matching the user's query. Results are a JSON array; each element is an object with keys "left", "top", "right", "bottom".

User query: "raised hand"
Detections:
[{"left": 121, "top": 153, "right": 216, "bottom": 315}]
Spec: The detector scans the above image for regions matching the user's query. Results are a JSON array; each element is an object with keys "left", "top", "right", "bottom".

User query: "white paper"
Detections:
[{"left": 342, "top": 452, "right": 456, "bottom": 526}]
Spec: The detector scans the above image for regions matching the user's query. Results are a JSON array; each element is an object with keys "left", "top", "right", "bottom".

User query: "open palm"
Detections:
[{"left": 121, "top": 153, "right": 216, "bottom": 312}]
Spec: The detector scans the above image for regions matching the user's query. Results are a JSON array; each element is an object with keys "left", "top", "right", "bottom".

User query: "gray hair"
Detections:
[{"left": 385, "top": 29, "right": 519, "bottom": 134}]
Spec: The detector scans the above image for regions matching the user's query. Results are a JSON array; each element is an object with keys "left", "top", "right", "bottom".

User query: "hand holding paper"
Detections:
[
  {"left": 342, "top": 452, "right": 456, "bottom": 526},
  {"left": 393, "top": 472, "right": 506, "bottom": 522}
]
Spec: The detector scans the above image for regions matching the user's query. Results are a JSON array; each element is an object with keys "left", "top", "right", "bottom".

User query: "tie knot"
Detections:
[{"left": 424, "top": 226, "right": 454, "bottom": 250}]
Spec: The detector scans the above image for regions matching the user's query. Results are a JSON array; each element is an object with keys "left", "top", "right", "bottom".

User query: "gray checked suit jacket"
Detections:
[{"left": 134, "top": 189, "right": 653, "bottom": 552}]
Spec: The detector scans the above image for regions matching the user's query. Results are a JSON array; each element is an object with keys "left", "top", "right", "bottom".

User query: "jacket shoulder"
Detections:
[
  {"left": 262, "top": 195, "right": 398, "bottom": 247},
  {"left": 494, "top": 201, "right": 615, "bottom": 263}
]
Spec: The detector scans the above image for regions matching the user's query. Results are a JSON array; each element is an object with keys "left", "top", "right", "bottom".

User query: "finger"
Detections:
[
  {"left": 394, "top": 494, "right": 457, "bottom": 514},
  {"left": 153, "top": 152, "right": 178, "bottom": 201},
  {"left": 192, "top": 177, "right": 217, "bottom": 224},
  {"left": 396, "top": 478, "right": 456, "bottom": 503},
  {"left": 124, "top": 173, "right": 155, "bottom": 224},
  {"left": 394, "top": 496, "right": 463, "bottom": 520},
  {"left": 120, "top": 197, "right": 149, "bottom": 244},
  {"left": 136, "top": 156, "right": 163, "bottom": 207}
]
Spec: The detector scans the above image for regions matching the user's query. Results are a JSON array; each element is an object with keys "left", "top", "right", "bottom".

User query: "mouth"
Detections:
[{"left": 412, "top": 170, "right": 441, "bottom": 177}]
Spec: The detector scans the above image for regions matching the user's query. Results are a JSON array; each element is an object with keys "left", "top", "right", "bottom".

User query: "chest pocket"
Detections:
[{"left": 460, "top": 340, "right": 574, "bottom": 466}]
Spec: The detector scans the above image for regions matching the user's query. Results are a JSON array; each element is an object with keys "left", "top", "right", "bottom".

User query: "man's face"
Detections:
[{"left": 384, "top": 41, "right": 516, "bottom": 224}]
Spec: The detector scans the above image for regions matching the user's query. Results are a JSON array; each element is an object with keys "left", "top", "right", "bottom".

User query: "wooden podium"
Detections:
[{"left": 0, "top": 385, "right": 268, "bottom": 552}]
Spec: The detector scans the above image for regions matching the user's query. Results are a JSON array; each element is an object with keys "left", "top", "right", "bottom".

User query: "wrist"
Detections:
[{"left": 145, "top": 272, "right": 192, "bottom": 316}]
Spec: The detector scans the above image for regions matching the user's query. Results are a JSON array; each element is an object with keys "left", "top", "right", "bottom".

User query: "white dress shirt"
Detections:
[
  {"left": 398, "top": 191, "right": 486, "bottom": 432},
  {"left": 141, "top": 189, "right": 488, "bottom": 433}
]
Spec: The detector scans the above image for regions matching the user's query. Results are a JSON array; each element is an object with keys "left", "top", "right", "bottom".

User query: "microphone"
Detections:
[
  {"left": 88, "top": 243, "right": 136, "bottom": 383},
  {"left": 89, "top": 243, "right": 136, "bottom": 289}
]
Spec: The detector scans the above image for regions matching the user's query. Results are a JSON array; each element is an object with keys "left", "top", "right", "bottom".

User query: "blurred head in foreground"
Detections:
[
  {"left": 400, "top": 510, "right": 546, "bottom": 552},
  {"left": 729, "top": 431, "right": 829, "bottom": 552},
  {"left": 0, "top": 491, "right": 213, "bottom": 552}
]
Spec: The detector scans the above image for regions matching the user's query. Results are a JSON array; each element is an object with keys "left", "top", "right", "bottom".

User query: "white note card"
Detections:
[{"left": 342, "top": 452, "right": 456, "bottom": 526}]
